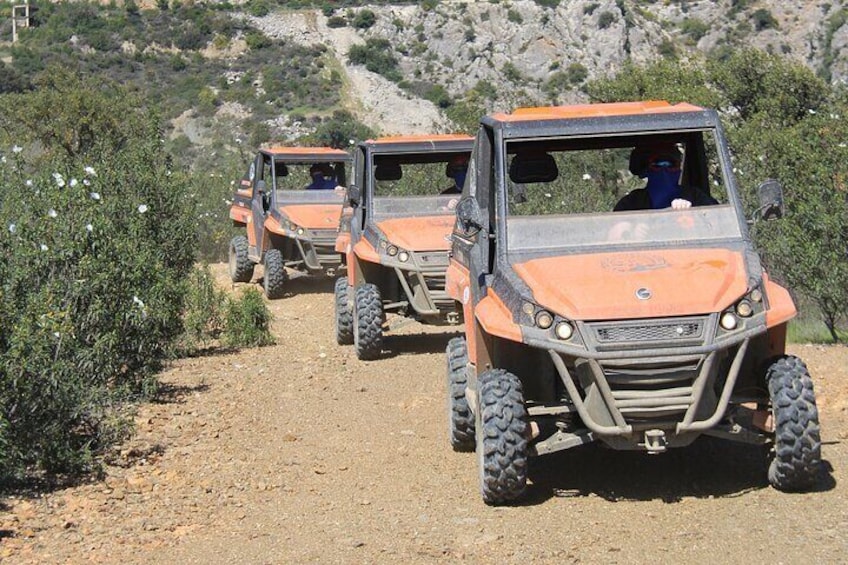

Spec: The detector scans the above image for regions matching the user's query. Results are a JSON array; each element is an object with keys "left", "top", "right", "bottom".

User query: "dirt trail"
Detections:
[{"left": 2, "top": 264, "right": 847, "bottom": 564}]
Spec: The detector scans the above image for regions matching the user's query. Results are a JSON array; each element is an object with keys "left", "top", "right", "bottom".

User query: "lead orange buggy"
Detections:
[
  {"left": 228, "top": 147, "right": 352, "bottom": 298},
  {"left": 445, "top": 101, "right": 821, "bottom": 504},
  {"left": 334, "top": 134, "right": 474, "bottom": 359}
]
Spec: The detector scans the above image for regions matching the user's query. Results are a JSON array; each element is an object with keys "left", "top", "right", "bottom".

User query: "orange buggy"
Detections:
[
  {"left": 334, "top": 135, "right": 474, "bottom": 359},
  {"left": 446, "top": 102, "right": 821, "bottom": 503},
  {"left": 228, "top": 147, "right": 352, "bottom": 298}
]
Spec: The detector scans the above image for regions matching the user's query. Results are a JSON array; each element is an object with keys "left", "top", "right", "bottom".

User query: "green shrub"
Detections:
[
  {"left": 327, "top": 15, "right": 347, "bottom": 28},
  {"left": 752, "top": 8, "right": 778, "bottom": 31},
  {"left": 598, "top": 11, "right": 616, "bottom": 29},
  {"left": 247, "top": 0, "right": 270, "bottom": 17},
  {"left": 353, "top": 9, "right": 376, "bottom": 29},
  {"left": 0, "top": 70, "right": 197, "bottom": 480},
  {"left": 507, "top": 9, "right": 523, "bottom": 24},
  {"left": 245, "top": 30, "right": 272, "bottom": 50},
  {"left": 583, "top": 2, "right": 599, "bottom": 15},
  {"left": 680, "top": 17, "right": 710, "bottom": 41},
  {"left": 348, "top": 39, "right": 401, "bottom": 82},
  {"left": 181, "top": 264, "right": 226, "bottom": 351},
  {"left": 222, "top": 289, "right": 274, "bottom": 348}
]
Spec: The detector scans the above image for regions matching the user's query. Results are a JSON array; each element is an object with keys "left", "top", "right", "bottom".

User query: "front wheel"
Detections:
[
  {"left": 766, "top": 355, "right": 821, "bottom": 491},
  {"left": 334, "top": 276, "right": 354, "bottom": 345},
  {"left": 353, "top": 283, "right": 384, "bottom": 360},
  {"left": 228, "top": 235, "right": 254, "bottom": 283},
  {"left": 447, "top": 337, "right": 474, "bottom": 452},
  {"left": 476, "top": 369, "right": 529, "bottom": 505},
  {"left": 262, "top": 248, "right": 287, "bottom": 299}
]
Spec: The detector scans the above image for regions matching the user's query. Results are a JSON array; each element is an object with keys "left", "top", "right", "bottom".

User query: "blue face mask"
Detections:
[
  {"left": 646, "top": 169, "right": 681, "bottom": 209},
  {"left": 453, "top": 170, "right": 467, "bottom": 190}
]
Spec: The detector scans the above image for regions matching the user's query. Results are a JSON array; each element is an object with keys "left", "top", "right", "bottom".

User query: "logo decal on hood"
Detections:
[
  {"left": 602, "top": 254, "right": 669, "bottom": 272},
  {"left": 635, "top": 288, "right": 652, "bottom": 300}
]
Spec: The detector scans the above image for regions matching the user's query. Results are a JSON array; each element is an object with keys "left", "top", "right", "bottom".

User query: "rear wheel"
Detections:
[
  {"left": 262, "top": 249, "right": 287, "bottom": 299},
  {"left": 353, "top": 283, "right": 383, "bottom": 360},
  {"left": 447, "top": 337, "right": 474, "bottom": 451},
  {"left": 334, "top": 276, "right": 354, "bottom": 345},
  {"left": 767, "top": 355, "right": 821, "bottom": 491},
  {"left": 476, "top": 369, "right": 529, "bottom": 505},
  {"left": 228, "top": 235, "right": 254, "bottom": 283}
]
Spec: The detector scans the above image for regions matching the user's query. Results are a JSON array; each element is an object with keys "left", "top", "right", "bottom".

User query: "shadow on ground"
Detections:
[
  {"left": 521, "top": 437, "right": 836, "bottom": 505},
  {"left": 381, "top": 330, "right": 462, "bottom": 357}
]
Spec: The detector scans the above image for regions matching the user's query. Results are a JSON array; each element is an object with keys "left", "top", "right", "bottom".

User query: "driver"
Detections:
[
  {"left": 306, "top": 163, "right": 338, "bottom": 190},
  {"left": 441, "top": 154, "right": 469, "bottom": 195},
  {"left": 615, "top": 144, "right": 717, "bottom": 211}
]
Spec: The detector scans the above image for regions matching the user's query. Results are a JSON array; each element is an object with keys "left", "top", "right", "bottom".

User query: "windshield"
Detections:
[
  {"left": 276, "top": 190, "right": 344, "bottom": 206},
  {"left": 369, "top": 151, "right": 469, "bottom": 218},
  {"left": 504, "top": 130, "right": 743, "bottom": 252}
]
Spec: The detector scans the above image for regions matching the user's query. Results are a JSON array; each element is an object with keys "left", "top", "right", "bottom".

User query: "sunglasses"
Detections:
[{"left": 648, "top": 158, "right": 680, "bottom": 171}]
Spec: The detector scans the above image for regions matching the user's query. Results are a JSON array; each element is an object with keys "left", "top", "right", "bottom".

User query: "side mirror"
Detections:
[
  {"left": 347, "top": 185, "right": 361, "bottom": 207},
  {"left": 456, "top": 198, "right": 483, "bottom": 235},
  {"left": 757, "top": 179, "right": 784, "bottom": 221}
]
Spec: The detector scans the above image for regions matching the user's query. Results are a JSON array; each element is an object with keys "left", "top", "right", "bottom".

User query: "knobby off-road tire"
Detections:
[
  {"left": 334, "top": 276, "right": 354, "bottom": 345},
  {"left": 766, "top": 355, "right": 821, "bottom": 491},
  {"left": 476, "top": 369, "right": 529, "bottom": 505},
  {"left": 353, "top": 283, "right": 383, "bottom": 360},
  {"left": 228, "top": 235, "right": 254, "bottom": 283},
  {"left": 447, "top": 337, "right": 474, "bottom": 452},
  {"left": 262, "top": 248, "right": 287, "bottom": 299}
]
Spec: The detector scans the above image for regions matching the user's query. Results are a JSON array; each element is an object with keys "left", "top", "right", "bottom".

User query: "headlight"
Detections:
[
  {"left": 720, "top": 312, "right": 738, "bottom": 330},
  {"left": 288, "top": 221, "right": 297, "bottom": 230},
  {"left": 398, "top": 251, "right": 409, "bottom": 263},
  {"left": 555, "top": 321, "right": 573, "bottom": 340},
  {"left": 534, "top": 310, "right": 553, "bottom": 329},
  {"left": 387, "top": 245, "right": 398, "bottom": 257},
  {"left": 296, "top": 227, "right": 304, "bottom": 236},
  {"left": 749, "top": 288, "right": 763, "bottom": 303},
  {"left": 736, "top": 300, "right": 753, "bottom": 317}
]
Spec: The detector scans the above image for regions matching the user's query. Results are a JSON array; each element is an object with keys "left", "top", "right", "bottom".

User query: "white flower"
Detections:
[
  {"left": 83, "top": 179, "right": 91, "bottom": 186},
  {"left": 133, "top": 295, "right": 145, "bottom": 307},
  {"left": 85, "top": 223, "right": 94, "bottom": 232},
  {"left": 12, "top": 145, "right": 23, "bottom": 153},
  {"left": 582, "top": 173, "right": 592, "bottom": 180},
  {"left": 839, "top": 143, "right": 847, "bottom": 148},
  {"left": 52, "top": 172, "right": 65, "bottom": 187},
  {"left": 137, "top": 204, "right": 148, "bottom": 214},
  {"left": 89, "top": 192, "right": 101, "bottom": 201},
  {"left": 349, "top": 139, "right": 355, "bottom": 145},
  {"left": 69, "top": 178, "right": 78, "bottom": 187},
  {"left": 40, "top": 243, "right": 49, "bottom": 251},
  {"left": 53, "top": 332, "right": 61, "bottom": 338},
  {"left": 25, "top": 179, "right": 33, "bottom": 187},
  {"left": 84, "top": 166, "right": 96, "bottom": 176},
  {"left": 544, "top": 192, "right": 552, "bottom": 198},
  {"left": 48, "top": 209, "right": 58, "bottom": 218},
  {"left": 166, "top": 170, "right": 171, "bottom": 176},
  {"left": 808, "top": 109, "right": 817, "bottom": 115},
  {"left": 9, "top": 223, "right": 16, "bottom": 234},
  {"left": 1, "top": 156, "right": 6, "bottom": 164}
]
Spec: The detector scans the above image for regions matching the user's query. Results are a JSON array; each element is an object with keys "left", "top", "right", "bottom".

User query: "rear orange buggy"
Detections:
[
  {"left": 334, "top": 135, "right": 474, "bottom": 359},
  {"left": 228, "top": 147, "right": 352, "bottom": 298},
  {"left": 446, "top": 101, "right": 821, "bottom": 504}
]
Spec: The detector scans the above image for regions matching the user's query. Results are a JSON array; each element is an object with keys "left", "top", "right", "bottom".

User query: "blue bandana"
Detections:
[{"left": 646, "top": 169, "right": 681, "bottom": 209}]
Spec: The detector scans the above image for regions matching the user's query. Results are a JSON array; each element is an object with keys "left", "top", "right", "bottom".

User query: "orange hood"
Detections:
[
  {"left": 278, "top": 204, "right": 343, "bottom": 229},
  {"left": 513, "top": 248, "right": 748, "bottom": 321},
  {"left": 376, "top": 216, "right": 453, "bottom": 251}
]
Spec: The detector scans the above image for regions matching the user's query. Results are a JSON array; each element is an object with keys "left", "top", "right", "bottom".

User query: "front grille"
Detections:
[
  {"left": 310, "top": 229, "right": 338, "bottom": 245},
  {"left": 591, "top": 318, "right": 705, "bottom": 345}
]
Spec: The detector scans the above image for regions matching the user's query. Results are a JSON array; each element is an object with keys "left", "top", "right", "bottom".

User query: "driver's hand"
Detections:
[{"left": 671, "top": 198, "right": 692, "bottom": 209}]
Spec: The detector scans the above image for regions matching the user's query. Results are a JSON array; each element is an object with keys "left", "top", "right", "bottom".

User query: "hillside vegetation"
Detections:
[{"left": 0, "top": 0, "right": 846, "bottom": 484}]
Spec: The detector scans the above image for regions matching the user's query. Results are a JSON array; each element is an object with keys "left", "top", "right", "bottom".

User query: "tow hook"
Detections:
[
  {"left": 644, "top": 429, "right": 667, "bottom": 454},
  {"left": 325, "top": 268, "right": 336, "bottom": 278},
  {"left": 446, "top": 312, "right": 461, "bottom": 325}
]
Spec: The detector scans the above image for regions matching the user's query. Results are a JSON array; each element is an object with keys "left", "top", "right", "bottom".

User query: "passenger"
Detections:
[
  {"left": 614, "top": 145, "right": 717, "bottom": 211},
  {"left": 441, "top": 154, "right": 469, "bottom": 195},
  {"left": 306, "top": 163, "right": 338, "bottom": 190}
]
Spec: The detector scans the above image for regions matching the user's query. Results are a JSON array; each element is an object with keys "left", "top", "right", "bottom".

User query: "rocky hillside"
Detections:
[{"left": 245, "top": 0, "right": 848, "bottom": 135}]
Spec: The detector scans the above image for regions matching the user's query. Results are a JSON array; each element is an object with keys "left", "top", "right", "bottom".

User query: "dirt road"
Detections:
[{"left": 3, "top": 264, "right": 847, "bottom": 563}]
